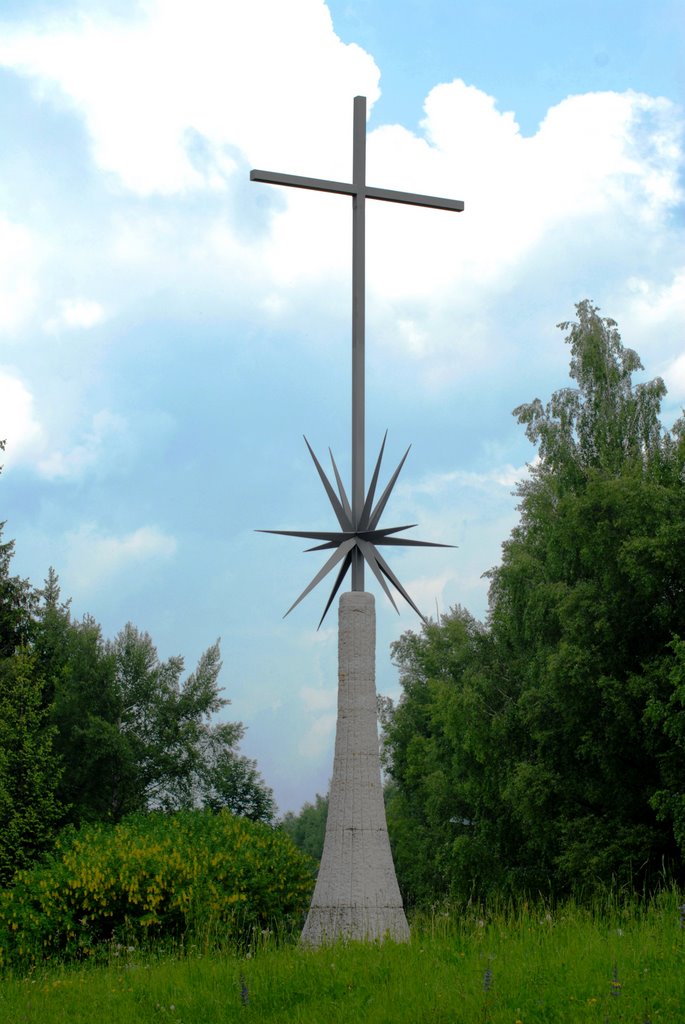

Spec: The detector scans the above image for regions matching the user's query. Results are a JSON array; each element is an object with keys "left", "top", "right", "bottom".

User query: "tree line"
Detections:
[{"left": 0, "top": 487, "right": 275, "bottom": 887}]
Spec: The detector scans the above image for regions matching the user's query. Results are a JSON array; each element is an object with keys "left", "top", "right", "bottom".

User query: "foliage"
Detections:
[
  {"left": 0, "top": 810, "right": 316, "bottom": 971},
  {"left": 201, "top": 748, "right": 277, "bottom": 823},
  {"left": 0, "top": 444, "right": 35, "bottom": 660},
  {"left": 40, "top": 594, "right": 224, "bottom": 823},
  {"left": 0, "top": 449, "right": 63, "bottom": 886},
  {"left": 512, "top": 300, "right": 669, "bottom": 483},
  {"left": 37, "top": 589, "right": 276, "bottom": 827},
  {"left": 384, "top": 607, "right": 500, "bottom": 904},
  {"left": 1, "top": 892, "right": 684, "bottom": 1022},
  {"left": 0, "top": 649, "right": 63, "bottom": 887},
  {"left": 280, "top": 793, "right": 329, "bottom": 861},
  {"left": 383, "top": 301, "right": 685, "bottom": 904},
  {"left": 644, "top": 636, "right": 685, "bottom": 853}
]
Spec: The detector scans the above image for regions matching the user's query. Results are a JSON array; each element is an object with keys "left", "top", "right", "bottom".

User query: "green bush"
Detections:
[{"left": 0, "top": 810, "right": 315, "bottom": 971}]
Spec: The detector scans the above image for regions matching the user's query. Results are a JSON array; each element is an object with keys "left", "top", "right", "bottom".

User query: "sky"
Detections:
[{"left": 0, "top": 0, "right": 683, "bottom": 815}]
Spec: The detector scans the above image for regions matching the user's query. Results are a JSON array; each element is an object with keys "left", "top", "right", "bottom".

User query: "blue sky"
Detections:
[{"left": 1, "top": 0, "right": 683, "bottom": 814}]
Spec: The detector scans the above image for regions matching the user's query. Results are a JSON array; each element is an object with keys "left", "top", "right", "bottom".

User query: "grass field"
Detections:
[{"left": 1, "top": 891, "right": 684, "bottom": 1023}]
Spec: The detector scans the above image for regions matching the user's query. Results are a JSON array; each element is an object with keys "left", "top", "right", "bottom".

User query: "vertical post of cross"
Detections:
[{"left": 351, "top": 95, "right": 366, "bottom": 592}]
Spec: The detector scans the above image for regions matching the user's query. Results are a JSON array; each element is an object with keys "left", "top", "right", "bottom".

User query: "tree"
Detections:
[
  {"left": 382, "top": 302, "right": 685, "bottom": 902},
  {"left": 0, "top": 648, "right": 64, "bottom": 886},
  {"left": 486, "top": 301, "right": 685, "bottom": 891},
  {"left": 0, "top": 443, "right": 35, "bottom": 659},
  {"left": 35, "top": 586, "right": 274, "bottom": 825},
  {"left": 512, "top": 300, "right": 669, "bottom": 484},
  {"left": 0, "top": 446, "right": 63, "bottom": 883},
  {"left": 46, "top": 616, "right": 221, "bottom": 821},
  {"left": 643, "top": 638, "right": 685, "bottom": 857},
  {"left": 383, "top": 607, "right": 521, "bottom": 903},
  {"left": 201, "top": 745, "right": 276, "bottom": 823},
  {"left": 108, "top": 623, "right": 225, "bottom": 812},
  {"left": 281, "top": 793, "right": 329, "bottom": 861}
]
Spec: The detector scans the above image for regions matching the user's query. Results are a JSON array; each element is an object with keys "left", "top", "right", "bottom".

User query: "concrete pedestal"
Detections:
[{"left": 300, "top": 592, "right": 410, "bottom": 945}]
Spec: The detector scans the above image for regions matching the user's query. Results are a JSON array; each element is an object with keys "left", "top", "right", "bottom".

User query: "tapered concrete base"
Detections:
[{"left": 300, "top": 592, "right": 409, "bottom": 945}]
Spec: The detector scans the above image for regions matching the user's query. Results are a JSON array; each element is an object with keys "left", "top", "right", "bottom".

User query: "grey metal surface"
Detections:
[
  {"left": 249, "top": 170, "right": 464, "bottom": 211},
  {"left": 351, "top": 95, "right": 366, "bottom": 590},
  {"left": 251, "top": 96, "right": 462, "bottom": 618}
]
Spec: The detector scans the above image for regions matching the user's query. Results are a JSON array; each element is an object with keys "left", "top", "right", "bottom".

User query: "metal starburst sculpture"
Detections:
[{"left": 258, "top": 432, "right": 454, "bottom": 629}]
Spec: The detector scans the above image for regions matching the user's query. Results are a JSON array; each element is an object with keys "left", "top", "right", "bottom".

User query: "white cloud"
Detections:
[
  {"left": 664, "top": 353, "right": 685, "bottom": 405},
  {"left": 299, "top": 685, "right": 336, "bottom": 713},
  {"left": 0, "top": 386, "right": 131, "bottom": 479},
  {"left": 0, "top": 0, "right": 380, "bottom": 195},
  {"left": 631, "top": 270, "right": 685, "bottom": 309},
  {"left": 297, "top": 682, "right": 337, "bottom": 759},
  {"left": 623, "top": 271, "right": 685, "bottom": 345},
  {"left": 0, "top": 216, "right": 41, "bottom": 332},
  {"left": 37, "top": 409, "right": 127, "bottom": 480},
  {"left": 0, "top": 369, "right": 44, "bottom": 464},
  {"left": 366, "top": 84, "right": 683, "bottom": 306},
  {"left": 398, "top": 462, "right": 533, "bottom": 500},
  {"left": 298, "top": 711, "right": 337, "bottom": 760},
  {"left": 396, "top": 318, "right": 428, "bottom": 358},
  {"left": 44, "top": 297, "right": 106, "bottom": 333},
  {"left": 1, "top": 4, "right": 680, "bottom": 388},
  {"left": 394, "top": 571, "right": 455, "bottom": 625},
  {"left": 64, "top": 523, "right": 177, "bottom": 591}
]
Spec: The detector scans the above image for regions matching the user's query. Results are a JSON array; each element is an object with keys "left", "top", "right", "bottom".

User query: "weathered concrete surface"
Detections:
[{"left": 301, "top": 592, "right": 409, "bottom": 945}]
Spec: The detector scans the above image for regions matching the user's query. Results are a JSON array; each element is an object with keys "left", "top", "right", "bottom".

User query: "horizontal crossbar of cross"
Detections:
[{"left": 250, "top": 169, "right": 464, "bottom": 212}]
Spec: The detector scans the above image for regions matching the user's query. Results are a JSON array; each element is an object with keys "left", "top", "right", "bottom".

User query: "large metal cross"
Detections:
[{"left": 252, "top": 96, "right": 463, "bottom": 622}]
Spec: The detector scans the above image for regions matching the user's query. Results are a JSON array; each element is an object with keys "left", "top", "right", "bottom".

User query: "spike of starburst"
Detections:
[
  {"left": 303, "top": 436, "right": 352, "bottom": 531},
  {"left": 357, "top": 537, "right": 399, "bottom": 614},
  {"left": 369, "top": 445, "right": 412, "bottom": 529},
  {"left": 358, "top": 430, "right": 387, "bottom": 530},
  {"left": 370, "top": 544, "right": 428, "bottom": 623},
  {"left": 317, "top": 551, "right": 353, "bottom": 630},
  {"left": 257, "top": 435, "right": 456, "bottom": 627},
  {"left": 367, "top": 535, "right": 454, "bottom": 548},
  {"left": 328, "top": 448, "right": 352, "bottom": 523}
]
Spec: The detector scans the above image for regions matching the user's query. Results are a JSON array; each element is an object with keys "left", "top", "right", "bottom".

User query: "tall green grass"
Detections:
[{"left": 2, "top": 890, "right": 683, "bottom": 1022}]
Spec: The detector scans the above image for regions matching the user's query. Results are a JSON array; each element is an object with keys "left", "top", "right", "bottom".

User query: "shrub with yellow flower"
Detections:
[{"left": 0, "top": 810, "right": 315, "bottom": 972}]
